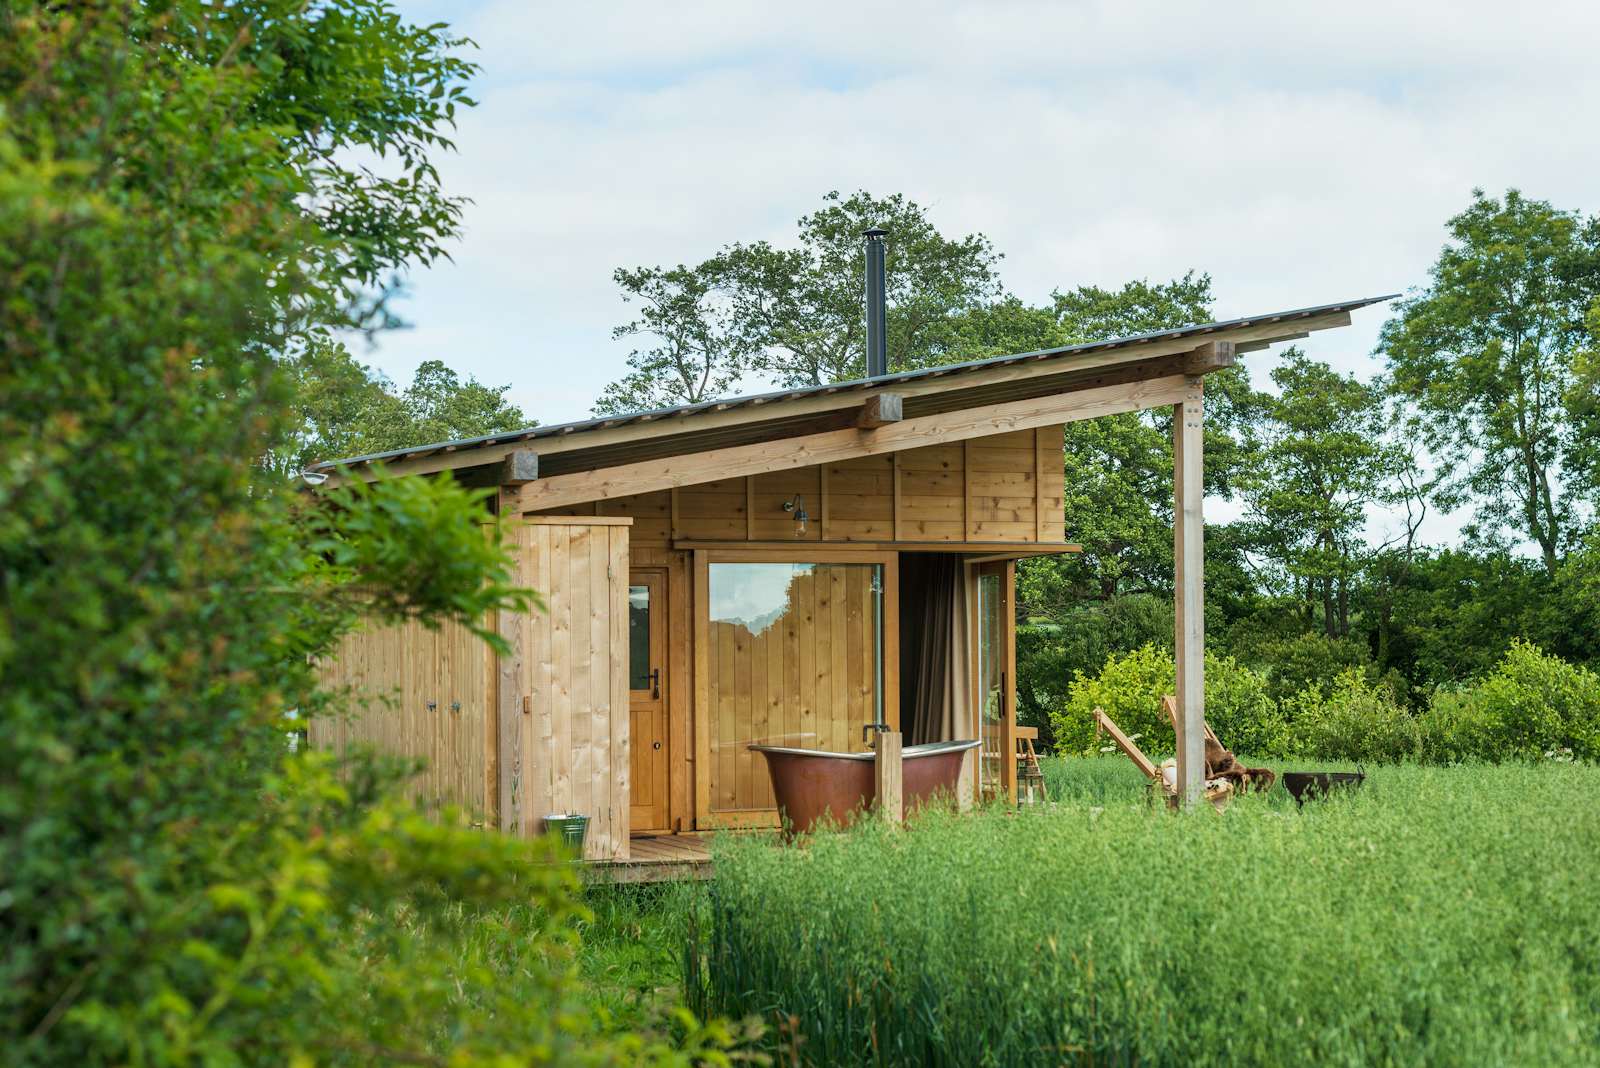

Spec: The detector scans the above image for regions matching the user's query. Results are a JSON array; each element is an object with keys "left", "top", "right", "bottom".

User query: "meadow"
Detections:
[{"left": 680, "top": 759, "right": 1600, "bottom": 1067}]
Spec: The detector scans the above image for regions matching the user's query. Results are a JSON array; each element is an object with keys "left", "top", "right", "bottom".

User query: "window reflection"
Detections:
[
  {"left": 705, "top": 561, "right": 884, "bottom": 815},
  {"left": 628, "top": 584, "right": 650, "bottom": 691}
]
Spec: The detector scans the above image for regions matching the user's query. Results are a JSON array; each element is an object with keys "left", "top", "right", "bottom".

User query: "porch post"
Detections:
[{"left": 1173, "top": 377, "right": 1205, "bottom": 807}]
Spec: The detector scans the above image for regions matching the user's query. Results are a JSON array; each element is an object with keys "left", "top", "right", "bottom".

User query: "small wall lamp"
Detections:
[{"left": 782, "top": 494, "right": 809, "bottom": 537}]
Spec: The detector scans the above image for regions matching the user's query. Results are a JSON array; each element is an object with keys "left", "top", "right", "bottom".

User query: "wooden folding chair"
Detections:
[
  {"left": 1093, "top": 706, "right": 1232, "bottom": 811},
  {"left": 1162, "top": 695, "right": 1275, "bottom": 791}
]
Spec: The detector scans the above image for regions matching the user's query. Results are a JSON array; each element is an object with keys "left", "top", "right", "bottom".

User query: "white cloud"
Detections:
[{"left": 370, "top": 0, "right": 1600, "bottom": 546}]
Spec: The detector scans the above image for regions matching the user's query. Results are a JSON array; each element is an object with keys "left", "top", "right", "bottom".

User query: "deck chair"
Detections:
[
  {"left": 1093, "top": 707, "right": 1233, "bottom": 812},
  {"left": 1161, "top": 696, "right": 1276, "bottom": 792}
]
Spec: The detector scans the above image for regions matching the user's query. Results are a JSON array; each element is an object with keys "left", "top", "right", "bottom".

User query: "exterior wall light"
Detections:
[{"left": 782, "top": 494, "right": 809, "bottom": 537}]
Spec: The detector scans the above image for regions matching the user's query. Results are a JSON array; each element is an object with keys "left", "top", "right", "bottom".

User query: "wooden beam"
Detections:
[
  {"left": 1182, "top": 341, "right": 1235, "bottom": 374},
  {"left": 325, "top": 310, "right": 1357, "bottom": 483},
  {"left": 671, "top": 539, "right": 1082, "bottom": 554},
  {"left": 1094, "top": 707, "right": 1159, "bottom": 781},
  {"left": 499, "top": 449, "right": 539, "bottom": 485},
  {"left": 1235, "top": 331, "right": 1308, "bottom": 354},
  {"left": 1173, "top": 376, "right": 1205, "bottom": 808},
  {"left": 857, "top": 392, "right": 903, "bottom": 428},
  {"left": 511, "top": 374, "right": 1194, "bottom": 513},
  {"left": 512, "top": 515, "right": 632, "bottom": 527}
]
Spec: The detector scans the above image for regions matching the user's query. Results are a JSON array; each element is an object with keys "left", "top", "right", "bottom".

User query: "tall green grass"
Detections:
[{"left": 688, "top": 763, "right": 1600, "bottom": 1066}]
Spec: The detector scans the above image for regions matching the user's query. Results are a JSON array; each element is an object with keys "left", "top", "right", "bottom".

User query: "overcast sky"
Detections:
[{"left": 369, "top": 0, "right": 1600, "bottom": 545}]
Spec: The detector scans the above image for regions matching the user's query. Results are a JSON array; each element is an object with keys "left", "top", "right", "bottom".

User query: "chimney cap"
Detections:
[{"left": 862, "top": 226, "right": 889, "bottom": 239}]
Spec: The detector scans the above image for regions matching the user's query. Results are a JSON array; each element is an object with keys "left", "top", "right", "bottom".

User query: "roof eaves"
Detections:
[{"left": 308, "top": 292, "right": 1397, "bottom": 472}]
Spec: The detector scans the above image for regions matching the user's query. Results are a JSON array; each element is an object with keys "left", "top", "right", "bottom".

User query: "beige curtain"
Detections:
[{"left": 900, "top": 554, "right": 971, "bottom": 745}]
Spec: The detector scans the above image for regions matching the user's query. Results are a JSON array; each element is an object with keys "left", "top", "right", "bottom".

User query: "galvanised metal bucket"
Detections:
[{"left": 543, "top": 813, "right": 589, "bottom": 851}]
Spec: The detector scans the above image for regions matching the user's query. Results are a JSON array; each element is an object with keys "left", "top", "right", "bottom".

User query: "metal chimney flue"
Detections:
[{"left": 863, "top": 226, "right": 888, "bottom": 379}]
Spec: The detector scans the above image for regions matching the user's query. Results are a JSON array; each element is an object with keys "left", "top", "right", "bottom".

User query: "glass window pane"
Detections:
[
  {"left": 628, "top": 584, "right": 650, "bottom": 691},
  {"left": 977, "top": 571, "right": 1004, "bottom": 796},
  {"left": 706, "top": 561, "right": 883, "bottom": 815}
]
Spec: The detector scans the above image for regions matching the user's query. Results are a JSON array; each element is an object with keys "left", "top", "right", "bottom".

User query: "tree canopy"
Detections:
[
  {"left": 1379, "top": 189, "right": 1600, "bottom": 574},
  {"left": 283, "top": 343, "right": 530, "bottom": 472}
]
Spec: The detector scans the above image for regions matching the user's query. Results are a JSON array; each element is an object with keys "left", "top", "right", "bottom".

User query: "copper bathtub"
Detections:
[{"left": 749, "top": 739, "right": 981, "bottom": 834}]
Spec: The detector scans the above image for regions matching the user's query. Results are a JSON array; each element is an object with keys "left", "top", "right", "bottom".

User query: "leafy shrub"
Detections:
[
  {"left": 1051, "top": 643, "right": 1285, "bottom": 757},
  {"left": 1417, "top": 686, "right": 1500, "bottom": 764},
  {"left": 1284, "top": 669, "right": 1420, "bottom": 763},
  {"left": 1253, "top": 632, "right": 1376, "bottom": 703},
  {"left": 692, "top": 766, "right": 1600, "bottom": 1066},
  {"left": 1418, "top": 640, "right": 1600, "bottom": 762},
  {"left": 0, "top": 6, "right": 741, "bottom": 1064},
  {"left": 1016, "top": 594, "right": 1174, "bottom": 749}
]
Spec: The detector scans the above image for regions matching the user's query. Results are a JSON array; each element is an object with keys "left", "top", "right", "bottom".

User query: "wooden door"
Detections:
[
  {"left": 974, "top": 560, "right": 1017, "bottom": 802},
  {"left": 629, "top": 569, "right": 670, "bottom": 832}
]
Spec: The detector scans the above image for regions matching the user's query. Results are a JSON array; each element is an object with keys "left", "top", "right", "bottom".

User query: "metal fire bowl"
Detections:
[{"left": 1281, "top": 770, "right": 1366, "bottom": 806}]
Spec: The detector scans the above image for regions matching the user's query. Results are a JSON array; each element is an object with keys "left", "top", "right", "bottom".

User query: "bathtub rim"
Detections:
[{"left": 747, "top": 738, "right": 981, "bottom": 761}]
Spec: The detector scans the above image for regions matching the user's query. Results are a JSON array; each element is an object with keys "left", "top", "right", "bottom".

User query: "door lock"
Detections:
[{"left": 653, "top": 741, "right": 662, "bottom": 750}]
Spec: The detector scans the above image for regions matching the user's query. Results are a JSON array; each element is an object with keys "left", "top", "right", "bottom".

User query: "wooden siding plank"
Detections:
[
  {"left": 608, "top": 526, "right": 630, "bottom": 857},
  {"left": 587, "top": 524, "right": 610, "bottom": 858},
  {"left": 531, "top": 524, "right": 555, "bottom": 827},
  {"left": 550, "top": 525, "right": 573, "bottom": 824}
]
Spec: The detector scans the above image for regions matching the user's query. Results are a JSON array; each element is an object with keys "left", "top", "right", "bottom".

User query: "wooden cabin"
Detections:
[{"left": 309, "top": 295, "right": 1387, "bottom": 859}]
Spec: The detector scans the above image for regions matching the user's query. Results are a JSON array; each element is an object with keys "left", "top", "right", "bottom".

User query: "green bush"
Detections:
[
  {"left": 691, "top": 765, "right": 1600, "bottom": 1067},
  {"left": 1419, "top": 640, "right": 1600, "bottom": 762},
  {"left": 1252, "top": 631, "right": 1376, "bottom": 703},
  {"left": 0, "top": 6, "right": 743, "bottom": 1063},
  {"left": 1051, "top": 643, "right": 1285, "bottom": 757},
  {"left": 1284, "top": 669, "right": 1420, "bottom": 763},
  {"left": 1418, "top": 687, "right": 1501, "bottom": 764}
]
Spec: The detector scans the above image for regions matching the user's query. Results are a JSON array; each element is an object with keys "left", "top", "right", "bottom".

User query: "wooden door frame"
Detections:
[
  {"left": 692, "top": 547, "right": 900, "bottom": 830},
  {"left": 628, "top": 547, "right": 693, "bottom": 834},
  {"left": 968, "top": 558, "right": 1017, "bottom": 802},
  {"left": 627, "top": 567, "right": 670, "bottom": 833}
]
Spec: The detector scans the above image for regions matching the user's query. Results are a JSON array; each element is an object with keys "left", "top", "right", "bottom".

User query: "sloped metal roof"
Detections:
[{"left": 310, "top": 293, "right": 1396, "bottom": 473}]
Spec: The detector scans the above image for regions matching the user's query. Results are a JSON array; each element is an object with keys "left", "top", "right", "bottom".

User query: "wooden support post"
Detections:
[
  {"left": 874, "top": 730, "right": 902, "bottom": 824},
  {"left": 1173, "top": 377, "right": 1205, "bottom": 807}
]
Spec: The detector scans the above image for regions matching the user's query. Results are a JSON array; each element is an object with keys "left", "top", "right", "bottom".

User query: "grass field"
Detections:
[{"left": 683, "top": 758, "right": 1600, "bottom": 1066}]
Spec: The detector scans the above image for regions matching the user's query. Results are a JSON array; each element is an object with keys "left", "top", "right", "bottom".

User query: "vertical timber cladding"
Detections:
[
  {"left": 499, "top": 516, "right": 632, "bottom": 860},
  {"left": 311, "top": 612, "right": 493, "bottom": 821},
  {"left": 614, "top": 426, "right": 1067, "bottom": 545}
]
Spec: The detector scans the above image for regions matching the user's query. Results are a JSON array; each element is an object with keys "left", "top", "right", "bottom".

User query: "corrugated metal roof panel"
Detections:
[{"left": 309, "top": 293, "right": 1396, "bottom": 471}]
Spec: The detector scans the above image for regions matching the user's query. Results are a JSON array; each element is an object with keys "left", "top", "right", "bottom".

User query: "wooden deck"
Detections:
[{"left": 585, "top": 833, "right": 714, "bottom": 884}]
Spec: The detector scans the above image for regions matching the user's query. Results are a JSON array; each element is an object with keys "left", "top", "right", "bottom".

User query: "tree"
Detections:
[
  {"left": 594, "top": 190, "right": 1004, "bottom": 406},
  {"left": 280, "top": 345, "right": 529, "bottom": 473},
  {"left": 595, "top": 258, "right": 745, "bottom": 414},
  {"left": 1380, "top": 189, "right": 1600, "bottom": 575},
  {"left": 1, "top": 6, "right": 735, "bottom": 1063},
  {"left": 1050, "top": 271, "right": 1214, "bottom": 341},
  {"left": 1568, "top": 300, "right": 1600, "bottom": 507},
  {"left": 1239, "top": 350, "right": 1395, "bottom": 637},
  {"left": 728, "top": 190, "right": 1004, "bottom": 385},
  {"left": 1017, "top": 273, "right": 1261, "bottom": 609}
]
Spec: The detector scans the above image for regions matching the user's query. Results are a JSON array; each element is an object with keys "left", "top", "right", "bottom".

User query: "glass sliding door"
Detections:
[
  {"left": 696, "top": 553, "right": 896, "bottom": 826},
  {"left": 974, "top": 560, "right": 1016, "bottom": 802}
]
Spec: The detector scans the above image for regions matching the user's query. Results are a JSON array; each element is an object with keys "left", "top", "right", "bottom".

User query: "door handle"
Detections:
[{"left": 649, "top": 667, "right": 660, "bottom": 699}]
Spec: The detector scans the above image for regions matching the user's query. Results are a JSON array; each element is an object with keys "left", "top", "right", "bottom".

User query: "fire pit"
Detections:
[{"left": 1281, "top": 770, "right": 1366, "bottom": 807}]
